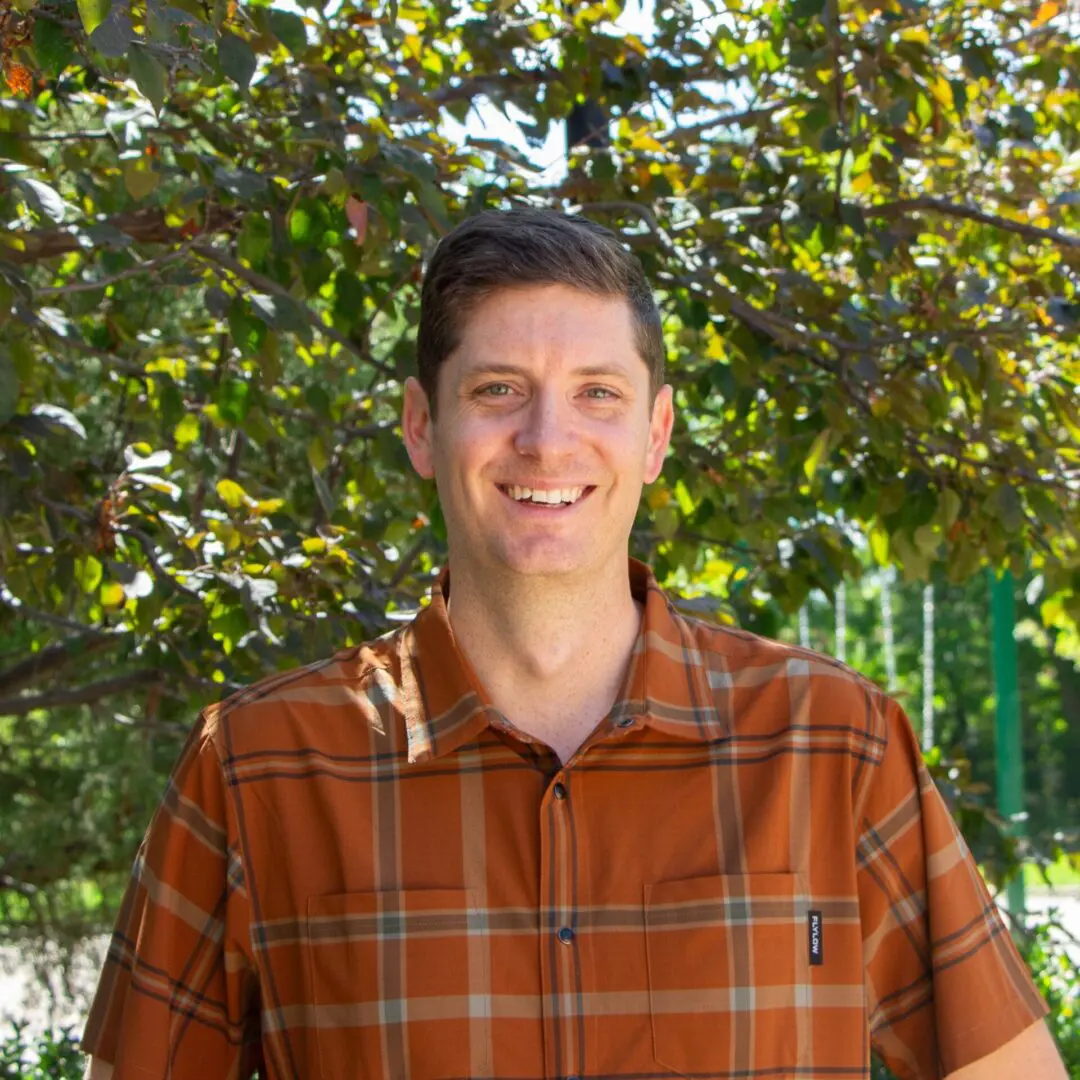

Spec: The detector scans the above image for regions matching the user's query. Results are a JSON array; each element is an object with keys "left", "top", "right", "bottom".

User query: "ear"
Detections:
[
  {"left": 643, "top": 383, "right": 674, "bottom": 484},
  {"left": 402, "top": 376, "right": 436, "bottom": 479}
]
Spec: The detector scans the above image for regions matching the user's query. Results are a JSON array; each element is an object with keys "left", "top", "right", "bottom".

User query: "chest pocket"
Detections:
[
  {"left": 306, "top": 888, "right": 490, "bottom": 1080},
  {"left": 644, "top": 873, "right": 809, "bottom": 1077}
]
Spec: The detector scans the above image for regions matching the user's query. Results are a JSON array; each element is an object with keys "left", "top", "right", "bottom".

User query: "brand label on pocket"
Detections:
[{"left": 808, "top": 910, "right": 823, "bottom": 966}]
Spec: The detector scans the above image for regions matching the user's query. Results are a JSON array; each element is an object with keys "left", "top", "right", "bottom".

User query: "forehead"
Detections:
[{"left": 452, "top": 284, "right": 642, "bottom": 370}]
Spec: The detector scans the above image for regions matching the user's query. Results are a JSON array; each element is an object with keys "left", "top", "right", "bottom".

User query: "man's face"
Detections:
[{"left": 403, "top": 283, "right": 674, "bottom": 582}]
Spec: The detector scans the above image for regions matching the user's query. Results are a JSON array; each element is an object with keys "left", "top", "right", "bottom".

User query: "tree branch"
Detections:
[
  {"left": 35, "top": 248, "right": 193, "bottom": 296},
  {"left": 0, "top": 634, "right": 121, "bottom": 698},
  {"left": 0, "top": 592, "right": 107, "bottom": 638},
  {"left": 660, "top": 102, "right": 788, "bottom": 140},
  {"left": 865, "top": 197, "right": 1080, "bottom": 249},
  {"left": 0, "top": 670, "right": 163, "bottom": 717},
  {"left": 21, "top": 131, "right": 112, "bottom": 142},
  {"left": 192, "top": 244, "right": 396, "bottom": 377},
  {"left": 6, "top": 207, "right": 240, "bottom": 266}
]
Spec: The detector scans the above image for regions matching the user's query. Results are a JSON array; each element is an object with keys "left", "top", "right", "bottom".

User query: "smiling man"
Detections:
[{"left": 83, "top": 209, "right": 1063, "bottom": 1080}]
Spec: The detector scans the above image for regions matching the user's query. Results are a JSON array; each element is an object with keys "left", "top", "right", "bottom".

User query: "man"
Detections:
[{"left": 83, "top": 209, "right": 1063, "bottom": 1079}]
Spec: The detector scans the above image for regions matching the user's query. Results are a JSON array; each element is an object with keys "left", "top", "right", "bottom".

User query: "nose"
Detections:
[{"left": 513, "top": 388, "right": 578, "bottom": 461}]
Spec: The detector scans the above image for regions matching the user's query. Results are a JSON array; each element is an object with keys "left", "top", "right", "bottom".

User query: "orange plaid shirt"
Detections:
[{"left": 82, "top": 560, "right": 1047, "bottom": 1079}]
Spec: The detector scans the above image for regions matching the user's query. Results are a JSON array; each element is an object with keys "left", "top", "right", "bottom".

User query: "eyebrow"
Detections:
[{"left": 463, "top": 363, "right": 636, "bottom": 381}]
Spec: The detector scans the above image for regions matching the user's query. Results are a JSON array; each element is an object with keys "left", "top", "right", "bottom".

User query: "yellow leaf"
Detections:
[
  {"left": 630, "top": 129, "right": 665, "bottom": 155},
  {"left": 869, "top": 393, "right": 892, "bottom": 418},
  {"left": 928, "top": 75, "right": 952, "bottom": 111},
  {"left": 869, "top": 525, "right": 889, "bottom": 566},
  {"left": 216, "top": 478, "right": 248, "bottom": 509},
  {"left": 174, "top": 413, "right": 200, "bottom": 446},
  {"left": 1033, "top": 0, "right": 1058, "bottom": 26},
  {"left": 100, "top": 581, "right": 126, "bottom": 608},
  {"left": 803, "top": 428, "right": 833, "bottom": 480},
  {"left": 850, "top": 170, "right": 874, "bottom": 194},
  {"left": 302, "top": 536, "right": 326, "bottom": 554},
  {"left": 647, "top": 487, "right": 671, "bottom": 510},
  {"left": 898, "top": 26, "right": 930, "bottom": 45},
  {"left": 307, "top": 436, "right": 328, "bottom": 473}
]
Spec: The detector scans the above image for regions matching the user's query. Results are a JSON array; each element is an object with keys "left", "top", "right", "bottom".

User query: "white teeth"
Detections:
[{"left": 506, "top": 485, "right": 585, "bottom": 505}]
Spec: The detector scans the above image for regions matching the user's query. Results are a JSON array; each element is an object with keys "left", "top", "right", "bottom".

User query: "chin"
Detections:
[{"left": 494, "top": 545, "right": 599, "bottom": 579}]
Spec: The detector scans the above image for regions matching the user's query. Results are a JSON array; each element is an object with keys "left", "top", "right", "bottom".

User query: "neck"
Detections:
[{"left": 445, "top": 559, "right": 642, "bottom": 718}]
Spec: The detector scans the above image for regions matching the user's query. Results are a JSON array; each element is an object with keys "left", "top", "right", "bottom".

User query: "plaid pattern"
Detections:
[{"left": 82, "top": 560, "right": 1047, "bottom": 1079}]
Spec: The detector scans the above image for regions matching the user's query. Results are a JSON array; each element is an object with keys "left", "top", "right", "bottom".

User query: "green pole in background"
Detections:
[{"left": 989, "top": 568, "right": 1025, "bottom": 921}]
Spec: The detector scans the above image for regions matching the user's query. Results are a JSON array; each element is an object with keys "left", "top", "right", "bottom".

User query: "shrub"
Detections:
[{"left": 0, "top": 1023, "right": 84, "bottom": 1080}]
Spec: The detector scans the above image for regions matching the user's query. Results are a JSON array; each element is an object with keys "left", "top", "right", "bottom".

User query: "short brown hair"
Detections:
[{"left": 416, "top": 208, "right": 664, "bottom": 413}]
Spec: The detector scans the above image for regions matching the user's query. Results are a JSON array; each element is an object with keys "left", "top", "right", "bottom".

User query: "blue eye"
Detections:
[
  {"left": 478, "top": 383, "right": 513, "bottom": 397},
  {"left": 584, "top": 387, "right": 617, "bottom": 400}
]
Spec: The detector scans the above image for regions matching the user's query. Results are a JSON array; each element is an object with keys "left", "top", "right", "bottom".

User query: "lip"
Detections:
[{"left": 497, "top": 482, "right": 594, "bottom": 490}]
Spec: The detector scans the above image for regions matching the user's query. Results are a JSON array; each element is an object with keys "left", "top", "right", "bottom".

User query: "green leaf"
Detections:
[
  {"left": 124, "top": 159, "right": 160, "bottom": 201},
  {"left": 937, "top": 489, "right": 962, "bottom": 531},
  {"left": 75, "top": 555, "right": 103, "bottom": 593},
  {"left": 216, "top": 378, "right": 251, "bottom": 424},
  {"left": 307, "top": 435, "right": 328, "bottom": 473},
  {"left": 218, "top": 32, "right": 256, "bottom": 92},
  {"left": 238, "top": 212, "right": 272, "bottom": 264},
  {"left": 415, "top": 180, "right": 450, "bottom": 233},
  {"left": 884, "top": 98, "right": 911, "bottom": 127},
  {"left": 228, "top": 302, "right": 265, "bottom": 357},
  {"left": 77, "top": 0, "right": 111, "bottom": 35},
  {"left": 914, "top": 92, "right": 933, "bottom": 129},
  {"left": 33, "top": 403, "right": 86, "bottom": 439},
  {"left": 312, "top": 468, "right": 335, "bottom": 515},
  {"left": 951, "top": 345, "right": 979, "bottom": 381},
  {"left": 33, "top": 17, "right": 75, "bottom": 77},
  {"left": 289, "top": 199, "right": 328, "bottom": 245},
  {"left": 129, "top": 43, "right": 167, "bottom": 113},
  {"left": 124, "top": 446, "right": 171, "bottom": 471},
  {"left": 17, "top": 178, "right": 66, "bottom": 223},
  {"left": 0, "top": 348, "right": 18, "bottom": 424},
  {"left": 803, "top": 428, "right": 832, "bottom": 481},
  {"left": 89, "top": 5, "right": 134, "bottom": 58},
  {"left": 127, "top": 472, "right": 181, "bottom": 500},
  {"left": 267, "top": 9, "right": 306, "bottom": 55}
]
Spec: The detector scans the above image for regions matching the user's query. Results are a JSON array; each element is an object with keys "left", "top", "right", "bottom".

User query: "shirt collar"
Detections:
[{"left": 399, "top": 558, "right": 729, "bottom": 764}]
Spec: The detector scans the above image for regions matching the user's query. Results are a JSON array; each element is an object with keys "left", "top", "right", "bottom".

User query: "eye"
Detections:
[
  {"left": 477, "top": 383, "right": 514, "bottom": 397},
  {"left": 583, "top": 386, "right": 618, "bottom": 400}
]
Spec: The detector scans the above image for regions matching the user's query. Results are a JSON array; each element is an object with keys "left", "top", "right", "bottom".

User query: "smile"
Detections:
[{"left": 497, "top": 484, "right": 595, "bottom": 507}]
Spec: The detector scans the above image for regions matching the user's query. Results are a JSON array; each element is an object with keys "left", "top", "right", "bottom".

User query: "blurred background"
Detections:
[{"left": 0, "top": 0, "right": 1078, "bottom": 1072}]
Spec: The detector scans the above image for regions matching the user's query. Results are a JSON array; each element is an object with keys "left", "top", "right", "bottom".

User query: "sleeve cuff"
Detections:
[{"left": 945, "top": 993, "right": 1050, "bottom": 1075}]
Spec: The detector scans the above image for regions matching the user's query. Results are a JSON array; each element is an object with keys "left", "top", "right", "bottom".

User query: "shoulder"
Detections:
[
  {"left": 674, "top": 604, "right": 894, "bottom": 756},
  {"left": 198, "top": 623, "right": 412, "bottom": 756}
]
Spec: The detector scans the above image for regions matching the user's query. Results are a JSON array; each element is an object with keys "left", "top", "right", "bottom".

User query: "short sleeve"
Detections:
[
  {"left": 81, "top": 713, "right": 262, "bottom": 1077},
  {"left": 857, "top": 696, "right": 1048, "bottom": 1079}
]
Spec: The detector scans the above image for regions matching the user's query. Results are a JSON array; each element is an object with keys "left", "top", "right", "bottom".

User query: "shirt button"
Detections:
[
  {"left": 558, "top": 926, "right": 575, "bottom": 945},
  {"left": 553, "top": 782, "right": 567, "bottom": 800}
]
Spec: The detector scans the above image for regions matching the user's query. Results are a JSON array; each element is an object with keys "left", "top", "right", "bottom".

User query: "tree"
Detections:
[{"left": 0, "top": 0, "right": 1077, "bottom": 938}]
